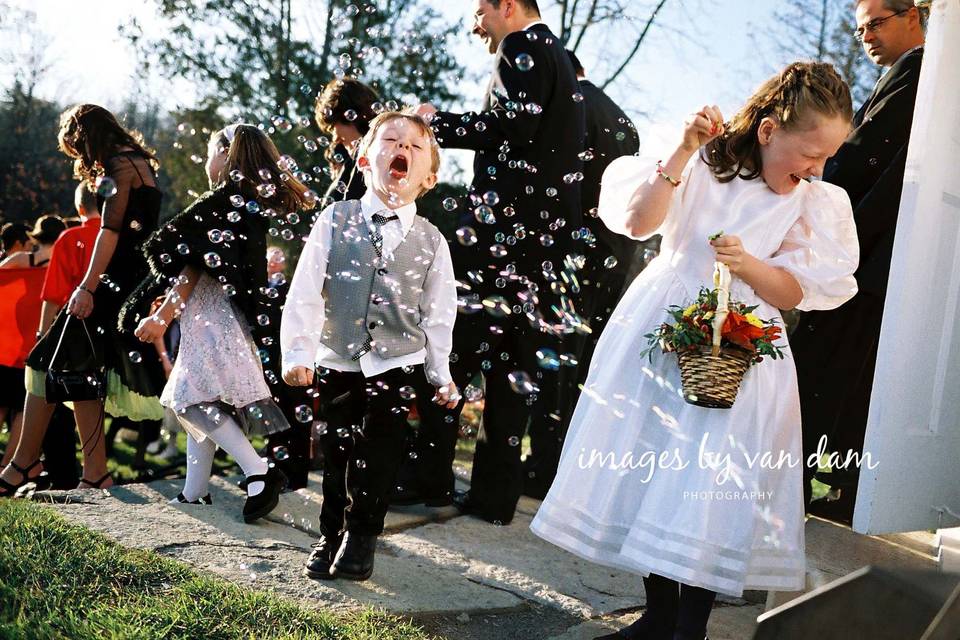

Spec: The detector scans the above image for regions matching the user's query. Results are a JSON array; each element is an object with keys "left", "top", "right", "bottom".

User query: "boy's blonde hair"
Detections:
[{"left": 358, "top": 111, "right": 441, "bottom": 188}]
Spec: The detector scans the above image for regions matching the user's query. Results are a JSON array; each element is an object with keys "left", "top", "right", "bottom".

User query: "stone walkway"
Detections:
[{"left": 35, "top": 472, "right": 938, "bottom": 640}]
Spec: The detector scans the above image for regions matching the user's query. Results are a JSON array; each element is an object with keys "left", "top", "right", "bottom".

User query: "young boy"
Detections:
[{"left": 281, "top": 112, "right": 459, "bottom": 581}]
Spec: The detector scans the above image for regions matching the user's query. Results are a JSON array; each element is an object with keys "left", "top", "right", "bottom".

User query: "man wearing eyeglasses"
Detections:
[{"left": 792, "top": 0, "right": 926, "bottom": 525}]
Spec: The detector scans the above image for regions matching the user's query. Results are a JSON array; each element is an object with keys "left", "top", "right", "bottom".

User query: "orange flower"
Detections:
[{"left": 722, "top": 312, "right": 765, "bottom": 349}]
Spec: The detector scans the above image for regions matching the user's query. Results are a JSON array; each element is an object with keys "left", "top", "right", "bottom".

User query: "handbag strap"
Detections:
[{"left": 48, "top": 313, "right": 99, "bottom": 369}]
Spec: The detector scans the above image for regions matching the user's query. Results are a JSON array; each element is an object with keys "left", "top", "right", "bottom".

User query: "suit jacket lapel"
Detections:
[{"left": 859, "top": 47, "right": 923, "bottom": 124}]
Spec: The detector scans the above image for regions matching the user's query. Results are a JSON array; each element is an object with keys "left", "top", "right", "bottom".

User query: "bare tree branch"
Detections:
[{"left": 600, "top": 0, "right": 668, "bottom": 90}]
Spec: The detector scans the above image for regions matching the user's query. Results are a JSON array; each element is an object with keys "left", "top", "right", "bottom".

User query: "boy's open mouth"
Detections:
[
  {"left": 389, "top": 155, "right": 408, "bottom": 180},
  {"left": 789, "top": 173, "right": 802, "bottom": 185}
]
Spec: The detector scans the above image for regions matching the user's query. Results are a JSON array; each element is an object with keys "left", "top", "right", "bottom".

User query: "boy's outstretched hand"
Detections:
[
  {"left": 284, "top": 366, "right": 314, "bottom": 387},
  {"left": 432, "top": 382, "right": 461, "bottom": 409}
]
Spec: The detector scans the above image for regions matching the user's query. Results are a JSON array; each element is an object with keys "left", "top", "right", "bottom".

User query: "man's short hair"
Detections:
[
  {"left": 855, "top": 0, "right": 928, "bottom": 27},
  {"left": 565, "top": 49, "right": 585, "bottom": 76},
  {"left": 488, "top": 0, "right": 541, "bottom": 15},
  {"left": 75, "top": 183, "right": 99, "bottom": 216}
]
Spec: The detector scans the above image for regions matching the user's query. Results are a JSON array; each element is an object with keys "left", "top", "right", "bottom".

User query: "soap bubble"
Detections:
[
  {"left": 295, "top": 405, "right": 313, "bottom": 423},
  {"left": 514, "top": 53, "right": 534, "bottom": 71},
  {"left": 95, "top": 176, "right": 118, "bottom": 198},
  {"left": 203, "top": 252, "right": 222, "bottom": 268},
  {"left": 456, "top": 227, "right": 478, "bottom": 246},
  {"left": 508, "top": 371, "right": 538, "bottom": 395}
]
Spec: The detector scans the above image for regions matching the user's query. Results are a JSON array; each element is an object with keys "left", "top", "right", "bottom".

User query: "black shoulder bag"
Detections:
[{"left": 44, "top": 315, "right": 107, "bottom": 403}]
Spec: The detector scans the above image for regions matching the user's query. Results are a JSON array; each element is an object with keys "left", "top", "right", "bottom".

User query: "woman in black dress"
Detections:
[{"left": 0, "top": 104, "right": 165, "bottom": 494}]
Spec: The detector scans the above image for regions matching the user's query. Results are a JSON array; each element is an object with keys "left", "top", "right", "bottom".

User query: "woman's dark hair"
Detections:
[
  {"left": 702, "top": 61, "right": 853, "bottom": 182},
  {"left": 210, "top": 124, "right": 315, "bottom": 213},
  {"left": 57, "top": 104, "right": 159, "bottom": 187}
]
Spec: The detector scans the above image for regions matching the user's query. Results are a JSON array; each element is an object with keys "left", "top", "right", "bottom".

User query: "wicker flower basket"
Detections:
[{"left": 677, "top": 344, "right": 754, "bottom": 409}]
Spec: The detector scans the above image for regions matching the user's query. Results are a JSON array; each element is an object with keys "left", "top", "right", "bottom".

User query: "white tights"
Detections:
[{"left": 176, "top": 404, "right": 268, "bottom": 502}]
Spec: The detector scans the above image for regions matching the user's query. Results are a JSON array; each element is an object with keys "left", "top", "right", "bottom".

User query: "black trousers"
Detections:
[
  {"left": 524, "top": 260, "right": 631, "bottom": 496},
  {"left": 793, "top": 292, "right": 883, "bottom": 514},
  {"left": 409, "top": 310, "right": 560, "bottom": 524},
  {"left": 316, "top": 366, "right": 417, "bottom": 538},
  {"left": 265, "top": 383, "right": 318, "bottom": 489}
]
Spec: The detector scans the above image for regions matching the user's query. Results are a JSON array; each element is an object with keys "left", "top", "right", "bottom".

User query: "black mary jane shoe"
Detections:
[
  {"left": 0, "top": 460, "right": 52, "bottom": 497},
  {"left": 242, "top": 467, "right": 287, "bottom": 523},
  {"left": 173, "top": 492, "right": 213, "bottom": 505},
  {"left": 303, "top": 534, "right": 342, "bottom": 580},
  {"left": 329, "top": 532, "right": 378, "bottom": 581}
]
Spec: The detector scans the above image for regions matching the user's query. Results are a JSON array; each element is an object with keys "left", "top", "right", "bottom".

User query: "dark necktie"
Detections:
[
  {"left": 352, "top": 211, "right": 400, "bottom": 360},
  {"left": 370, "top": 212, "right": 400, "bottom": 258}
]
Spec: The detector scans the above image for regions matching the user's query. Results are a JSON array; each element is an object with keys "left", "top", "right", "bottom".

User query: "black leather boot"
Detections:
[
  {"left": 242, "top": 466, "right": 287, "bottom": 523},
  {"left": 330, "top": 532, "right": 378, "bottom": 581},
  {"left": 303, "top": 534, "right": 341, "bottom": 580}
]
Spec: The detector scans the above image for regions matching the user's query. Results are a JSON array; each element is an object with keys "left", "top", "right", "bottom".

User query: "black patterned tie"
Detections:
[{"left": 370, "top": 212, "right": 400, "bottom": 258}]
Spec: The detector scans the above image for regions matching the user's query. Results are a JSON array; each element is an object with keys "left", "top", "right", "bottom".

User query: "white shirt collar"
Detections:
[
  {"left": 360, "top": 190, "right": 417, "bottom": 232},
  {"left": 522, "top": 20, "right": 547, "bottom": 31}
]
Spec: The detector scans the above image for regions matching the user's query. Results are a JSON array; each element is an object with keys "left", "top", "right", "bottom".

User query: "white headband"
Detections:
[{"left": 223, "top": 123, "right": 242, "bottom": 143}]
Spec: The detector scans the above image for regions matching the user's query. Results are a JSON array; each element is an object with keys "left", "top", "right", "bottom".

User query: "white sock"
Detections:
[
  {"left": 206, "top": 418, "right": 269, "bottom": 497},
  {"left": 180, "top": 433, "right": 216, "bottom": 502}
]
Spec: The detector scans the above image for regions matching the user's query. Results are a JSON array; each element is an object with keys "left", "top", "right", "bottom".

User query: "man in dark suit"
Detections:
[
  {"left": 400, "top": 0, "right": 585, "bottom": 524},
  {"left": 793, "top": 0, "right": 926, "bottom": 524},
  {"left": 522, "top": 50, "right": 642, "bottom": 498}
]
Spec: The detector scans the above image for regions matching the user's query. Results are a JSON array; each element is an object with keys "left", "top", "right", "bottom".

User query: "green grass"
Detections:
[{"left": 0, "top": 499, "right": 434, "bottom": 640}]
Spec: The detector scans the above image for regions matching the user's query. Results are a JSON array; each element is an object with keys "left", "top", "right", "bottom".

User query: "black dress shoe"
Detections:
[
  {"left": 330, "top": 532, "right": 378, "bottom": 581},
  {"left": 303, "top": 534, "right": 341, "bottom": 580},
  {"left": 453, "top": 490, "right": 513, "bottom": 526},
  {"left": 390, "top": 484, "right": 453, "bottom": 507},
  {"left": 242, "top": 466, "right": 287, "bottom": 523}
]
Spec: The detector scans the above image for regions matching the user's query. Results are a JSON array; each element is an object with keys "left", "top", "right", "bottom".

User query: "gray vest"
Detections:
[{"left": 320, "top": 199, "right": 445, "bottom": 361}]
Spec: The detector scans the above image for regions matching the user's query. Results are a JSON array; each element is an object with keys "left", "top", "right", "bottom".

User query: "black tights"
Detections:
[{"left": 623, "top": 573, "right": 717, "bottom": 639}]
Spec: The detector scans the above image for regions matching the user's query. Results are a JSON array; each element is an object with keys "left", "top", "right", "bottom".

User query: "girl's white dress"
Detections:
[
  {"left": 530, "top": 154, "right": 859, "bottom": 596},
  {"left": 160, "top": 272, "right": 286, "bottom": 440}
]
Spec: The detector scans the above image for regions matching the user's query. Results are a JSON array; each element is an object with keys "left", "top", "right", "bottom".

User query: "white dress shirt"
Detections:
[{"left": 281, "top": 191, "right": 457, "bottom": 386}]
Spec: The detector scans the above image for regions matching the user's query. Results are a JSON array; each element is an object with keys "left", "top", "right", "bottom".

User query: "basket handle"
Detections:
[{"left": 711, "top": 262, "right": 731, "bottom": 357}]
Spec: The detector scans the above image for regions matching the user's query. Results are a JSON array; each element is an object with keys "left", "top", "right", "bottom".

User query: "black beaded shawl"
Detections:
[{"left": 118, "top": 184, "right": 277, "bottom": 346}]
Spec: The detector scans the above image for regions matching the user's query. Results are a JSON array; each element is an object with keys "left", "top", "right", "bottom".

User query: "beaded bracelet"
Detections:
[{"left": 656, "top": 160, "right": 682, "bottom": 188}]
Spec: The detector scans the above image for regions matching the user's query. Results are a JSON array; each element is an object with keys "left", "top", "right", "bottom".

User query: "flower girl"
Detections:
[{"left": 531, "top": 62, "right": 860, "bottom": 640}]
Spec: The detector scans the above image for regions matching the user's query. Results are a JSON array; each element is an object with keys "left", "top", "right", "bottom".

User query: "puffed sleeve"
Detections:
[
  {"left": 763, "top": 181, "right": 859, "bottom": 311},
  {"left": 598, "top": 125, "right": 696, "bottom": 240}
]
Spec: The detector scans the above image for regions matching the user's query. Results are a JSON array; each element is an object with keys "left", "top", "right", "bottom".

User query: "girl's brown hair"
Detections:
[
  {"left": 211, "top": 124, "right": 315, "bottom": 212},
  {"left": 702, "top": 62, "right": 853, "bottom": 182},
  {"left": 58, "top": 104, "right": 159, "bottom": 186}
]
